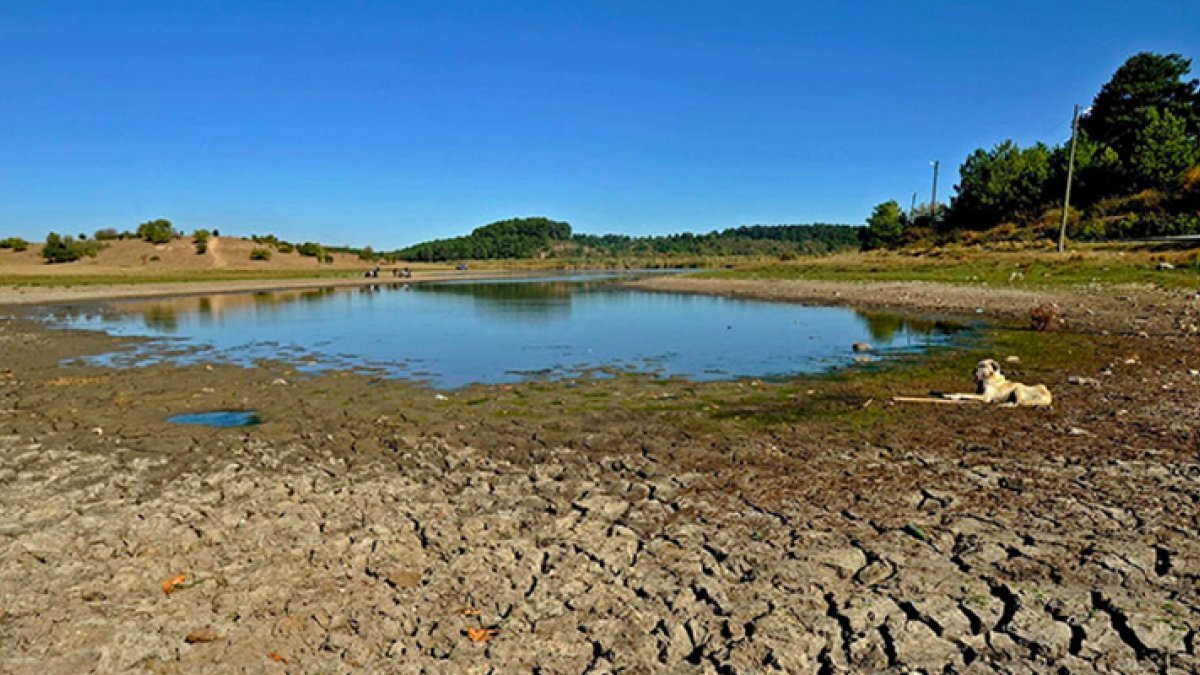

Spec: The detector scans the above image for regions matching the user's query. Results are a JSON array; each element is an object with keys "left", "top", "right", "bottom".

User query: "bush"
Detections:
[
  {"left": 93, "top": 228, "right": 120, "bottom": 241},
  {"left": 321, "top": 253, "right": 334, "bottom": 264},
  {"left": 250, "top": 247, "right": 272, "bottom": 261},
  {"left": 136, "top": 219, "right": 176, "bottom": 244},
  {"left": 297, "top": 242, "right": 324, "bottom": 258},
  {"left": 1030, "top": 303, "right": 1061, "bottom": 332},
  {"left": 192, "top": 229, "right": 210, "bottom": 255},
  {"left": 42, "top": 232, "right": 100, "bottom": 264},
  {"left": 0, "top": 237, "right": 29, "bottom": 252},
  {"left": 277, "top": 242, "right": 294, "bottom": 254}
]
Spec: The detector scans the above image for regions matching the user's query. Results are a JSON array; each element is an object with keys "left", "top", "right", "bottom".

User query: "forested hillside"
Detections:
[
  {"left": 861, "top": 51, "right": 1200, "bottom": 249},
  {"left": 392, "top": 219, "right": 858, "bottom": 262}
]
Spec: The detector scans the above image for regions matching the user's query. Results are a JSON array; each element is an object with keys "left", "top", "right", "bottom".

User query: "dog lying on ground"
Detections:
[{"left": 941, "top": 359, "right": 1053, "bottom": 407}]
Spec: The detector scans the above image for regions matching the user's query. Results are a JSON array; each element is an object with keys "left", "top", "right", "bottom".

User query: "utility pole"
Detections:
[
  {"left": 909, "top": 192, "right": 918, "bottom": 221},
  {"left": 929, "top": 161, "right": 940, "bottom": 222},
  {"left": 1058, "top": 104, "right": 1081, "bottom": 253}
]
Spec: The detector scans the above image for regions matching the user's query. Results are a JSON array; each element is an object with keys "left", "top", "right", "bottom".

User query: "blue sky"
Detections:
[{"left": 1, "top": 1, "right": 1197, "bottom": 248}]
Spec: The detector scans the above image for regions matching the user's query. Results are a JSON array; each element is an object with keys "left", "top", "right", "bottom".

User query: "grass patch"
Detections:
[{"left": 698, "top": 247, "right": 1199, "bottom": 289}]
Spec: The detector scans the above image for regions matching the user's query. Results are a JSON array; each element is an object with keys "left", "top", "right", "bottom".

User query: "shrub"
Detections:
[
  {"left": 277, "top": 242, "right": 294, "bottom": 254},
  {"left": 136, "top": 219, "right": 176, "bottom": 244},
  {"left": 93, "top": 228, "right": 120, "bottom": 241},
  {"left": 321, "top": 253, "right": 334, "bottom": 264},
  {"left": 192, "top": 229, "right": 210, "bottom": 255},
  {"left": 250, "top": 247, "right": 272, "bottom": 261},
  {"left": 42, "top": 232, "right": 100, "bottom": 264},
  {"left": 297, "top": 242, "right": 324, "bottom": 258},
  {"left": 1029, "top": 303, "right": 1061, "bottom": 332},
  {"left": 0, "top": 237, "right": 29, "bottom": 252}
]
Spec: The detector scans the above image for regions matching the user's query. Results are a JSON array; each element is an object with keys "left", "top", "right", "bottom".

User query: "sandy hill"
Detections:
[{"left": 0, "top": 237, "right": 380, "bottom": 276}]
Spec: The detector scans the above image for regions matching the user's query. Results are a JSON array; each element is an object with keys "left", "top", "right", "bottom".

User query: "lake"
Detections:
[{"left": 43, "top": 274, "right": 967, "bottom": 388}]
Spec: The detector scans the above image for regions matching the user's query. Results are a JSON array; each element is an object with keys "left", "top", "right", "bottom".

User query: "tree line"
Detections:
[
  {"left": 862, "top": 52, "right": 1200, "bottom": 249},
  {"left": 391, "top": 218, "right": 858, "bottom": 262}
]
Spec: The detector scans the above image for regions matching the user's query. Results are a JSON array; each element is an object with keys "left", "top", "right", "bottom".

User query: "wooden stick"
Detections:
[{"left": 891, "top": 396, "right": 975, "bottom": 405}]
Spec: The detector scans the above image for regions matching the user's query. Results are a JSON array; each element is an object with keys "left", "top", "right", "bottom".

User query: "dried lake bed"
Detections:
[{"left": 1, "top": 276, "right": 1198, "bottom": 672}]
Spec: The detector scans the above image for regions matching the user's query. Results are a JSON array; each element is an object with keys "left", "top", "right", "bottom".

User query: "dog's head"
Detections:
[{"left": 974, "top": 359, "right": 1002, "bottom": 386}]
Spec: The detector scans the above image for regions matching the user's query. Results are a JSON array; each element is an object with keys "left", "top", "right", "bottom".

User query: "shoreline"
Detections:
[
  {"left": 627, "top": 274, "right": 1192, "bottom": 334},
  {"left": 0, "top": 268, "right": 615, "bottom": 306}
]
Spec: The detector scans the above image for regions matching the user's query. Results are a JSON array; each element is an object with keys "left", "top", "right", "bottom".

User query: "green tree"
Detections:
[
  {"left": 859, "top": 201, "right": 906, "bottom": 250},
  {"left": 947, "top": 141, "right": 1052, "bottom": 230},
  {"left": 192, "top": 229, "right": 210, "bottom": 255},
  {"left": 136, "top": 219, "right": 175, "bottom": 244},
  {"left": 1081, "top": 52, "right": 1200, "bottom": 163},
  {"left": 1128, "top": 108, "right": 1200, "bottom": 189},
  {"left": 42, "top": 232, "right": 99, "bottom": 263}
]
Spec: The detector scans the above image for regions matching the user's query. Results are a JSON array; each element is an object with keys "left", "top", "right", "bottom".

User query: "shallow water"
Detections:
[
  {"left": 46, "top": 274, "right": 968, "bottom": 388},
  {"left": 167, "top": 410, "right": 262, "bottom": 428}
]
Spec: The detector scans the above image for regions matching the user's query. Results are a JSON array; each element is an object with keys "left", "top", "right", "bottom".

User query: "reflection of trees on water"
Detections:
[
  {"left": 854, "top": 311, "right": 963, "bottom": 343},
  {"left": 140, "top": 305, "right": 180, "bottom": 332},
  {"left": 412, "top": 281, "right": 585, "bottom": 322}
]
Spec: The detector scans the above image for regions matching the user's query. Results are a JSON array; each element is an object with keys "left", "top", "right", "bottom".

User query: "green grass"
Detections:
[{"left": 697, "top": 250, "right": 1200, "bottom": 289}]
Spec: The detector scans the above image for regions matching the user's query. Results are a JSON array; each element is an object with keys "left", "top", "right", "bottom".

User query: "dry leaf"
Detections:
[
  {"left": 267, "top": 651, "right": 288, "bottom": 664},
  {"left": 162, "top": 574, "right": 187, "bottom": 595},
  {"left": 460, "top": 607, "right": 481, "bottom": 617},
  {"left": 466, "top": 627, "right": 499, "bottom": 643}
]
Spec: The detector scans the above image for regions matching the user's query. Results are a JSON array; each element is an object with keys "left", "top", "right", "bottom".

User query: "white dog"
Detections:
[{"left": 942, "top": 359, "right": 1053, "bottom": 407}]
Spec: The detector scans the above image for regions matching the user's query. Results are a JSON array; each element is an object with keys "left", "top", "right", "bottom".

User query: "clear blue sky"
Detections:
[{"left": 1, "top": 1, "right": 1197, "bottom": 248}]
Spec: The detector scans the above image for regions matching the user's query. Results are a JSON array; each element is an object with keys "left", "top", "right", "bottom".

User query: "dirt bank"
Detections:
[
  {"left": 629, "top": 275, "right": 1194, "bottom": 336},
  {"left": 1, "top": 281, "right": 1198, "bottom": 672}
]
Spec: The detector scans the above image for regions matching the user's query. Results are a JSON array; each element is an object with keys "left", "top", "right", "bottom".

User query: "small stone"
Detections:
[
  {"left": 1156, "top": 261, "right": 1175, "bottom": 270},
  {"left": 90, "top": 427, "right": 103, "bottom": 435},
  {"left": 1188, "top": 369, "right": 1199, "bottom": 376},
  {"left": 386, "top": 570, "right": 422, "bottom": 589},
  {"left": 184, "top": 628, "right": 222, "bottom": 644},
  {"left": 271, "top": 378, "right": 288, "bottom": 386},
  {"left": 434, "top": 394, "right": 448, "bottom": 401},
  {"left": 1068, "top": 376, "right": 1101, "bottom": 388},
  {"left": 1068, "top": 427, "right": 1091, "bottom": 436}
]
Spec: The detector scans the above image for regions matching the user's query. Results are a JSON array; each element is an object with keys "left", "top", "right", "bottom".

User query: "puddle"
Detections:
[{"left": 168, "top": 410, "right": 262, "bottom": 428}]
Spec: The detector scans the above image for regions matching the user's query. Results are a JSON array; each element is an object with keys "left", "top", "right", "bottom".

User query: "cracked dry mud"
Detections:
[{"left": 1, "top": 285, "right": 1198, "bottom": 673}]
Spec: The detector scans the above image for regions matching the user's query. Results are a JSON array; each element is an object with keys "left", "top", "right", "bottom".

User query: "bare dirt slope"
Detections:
[{"left": 0, "top": 237, "right": 366, "bottom": 275}]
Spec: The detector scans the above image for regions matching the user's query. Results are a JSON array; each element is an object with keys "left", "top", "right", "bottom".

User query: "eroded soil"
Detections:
[{"left": 1, "top": 285, "right": 1198, "bottom": 673}]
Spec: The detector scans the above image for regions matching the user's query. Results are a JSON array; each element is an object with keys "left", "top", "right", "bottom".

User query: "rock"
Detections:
[
  {"left": 385, "top": 570, "right": 422, "bottom": 589},
  {"left": 852, "top": 342, "right": 873, "bottom": 353},
  {"left": 271, "top": 378, "right": 288, "bottom": 386},
  {"left": 1068, "top": 427, "right": 1091, "bottom": 437},
  {"left": 1157, "top": 261, "right": 1175, "bottom": 270},
  {"left": 184, "top": 628, "right": 222, "bottom": 644},
  {"left": 1068, "top": 375, "right": 1101, "bottom": 388},
  {"left": 1005, "top": 355, "right": 1021, "bottom": 364}
]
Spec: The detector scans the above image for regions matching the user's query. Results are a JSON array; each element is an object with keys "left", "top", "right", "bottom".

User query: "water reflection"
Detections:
[
  {"left": 856, "top": 311, "right": 961, "bottom": 343},
  {"left": 44, "top": 275, "right": 972, "bottom": 388}
]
